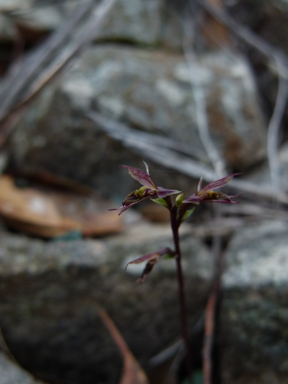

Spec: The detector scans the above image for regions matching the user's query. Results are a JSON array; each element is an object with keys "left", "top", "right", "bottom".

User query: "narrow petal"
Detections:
[
  {"left": 143, "top": 161, "right": 150, "bottom": 175},
  {"left": 109, "top": 198, "right": 145, "bottom": 216},
  {"left": 157, "top": 187, "right": 181, "bottom": 198},
  {"left": 199, "top": 173, "right": 241, "bottom": 193},
  {"left": 125, "top": 252, "right": 160, "bottom": 270},
  {"left": 213, "top": 193, "right": 242, "bottom": 203},
  {"left": 109, "top": 204, "right": 133, "bottom": 215},
  {"left": 197, "top": 175, "right": 204, "bottom": 192},
  {"left": 183, "top": 195, "right": 202, "bottom": 204},
  {"left": 125, "top": 247, "right": 174, "bottom": 269},
  {"left": 121, "top": 165, "right": 157, "bottom": 189},
  {"left": 126, "top": 247, "right": 175, "bottom": 283}
]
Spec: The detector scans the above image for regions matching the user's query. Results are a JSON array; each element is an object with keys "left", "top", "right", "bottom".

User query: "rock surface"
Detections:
[
  {"left": 10, "top": 45, "right": 266, "bottom": 198},
  {"left": 227, "top": 0, "right": 288, "bottom": 54},
  {"left": 245, "top": 141, "right": 288, "bottom": 193},
  {"left": 220, "top": 220, "right": 288, "bottom": 384},
  {"left": 0, "top": 222, "right": 212, "bottom": 384},
  {"left": 0, "top": 352, "right": 44, "bottom": 384},
  {"left": 0, "top": 0, "right": 184, "bottom": 50}
]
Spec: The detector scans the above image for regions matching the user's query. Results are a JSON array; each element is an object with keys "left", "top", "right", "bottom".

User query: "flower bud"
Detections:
[{"left": 175, "top": 193, "right": 184, "bottom": 207}]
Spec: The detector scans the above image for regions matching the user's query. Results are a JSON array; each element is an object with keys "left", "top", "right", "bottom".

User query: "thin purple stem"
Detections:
[{"left": 170, "top": 206, "right": 193, "bottom": 379}]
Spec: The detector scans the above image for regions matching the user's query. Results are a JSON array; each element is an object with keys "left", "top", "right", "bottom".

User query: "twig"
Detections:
[
  {"left": 182, "top": 11, "right": 226, "bottom": 382},
  {"left": 0, "top": 0, "right": 93, "bottom": 121},
  {"left": 0, "top": 0, "right": 117, "bottom": 140},
  {"left": 86, "top": 111, "right": 205, "bottom": 161},
  {"left": 267, "top": 57, "right": 288, "bottom": 191},
  {"left": 202, "top": 205, "right": 223, "bottom": 384},
  {"left": 183, "top": 14, "right": 226, "bottom": 178},
  {"left": 98, "top": 309, "right": 150, "bottom": 384},
  {"left": 195, "top": 0, "right": 288, "bottom": 78},
  {"left": 87, "top": 111, "right": 288, "bottom": 205}
]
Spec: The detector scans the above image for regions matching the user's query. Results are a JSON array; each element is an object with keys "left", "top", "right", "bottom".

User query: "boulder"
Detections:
[
  {"left": 245, "top": 141, "right": 288, "bottom": 192},
  {"left": 9, "top": 45, "right": 266, "bottom": 199},
  {"left": 0, "top": 222, "right": 212, "bottom": 384},
  {"left": 0, "top": 0, "right": 184, "bottom": 50},
  {"left": 227, "top": 0, "right": 288, "bottom": 54},
  {"left": 220, "top": 220, "right": 288, "bottom": 384}
]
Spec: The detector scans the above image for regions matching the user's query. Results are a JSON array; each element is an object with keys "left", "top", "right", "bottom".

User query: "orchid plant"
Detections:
[{"left": 110, "top": 162, "right": 241, "bottom": 378}]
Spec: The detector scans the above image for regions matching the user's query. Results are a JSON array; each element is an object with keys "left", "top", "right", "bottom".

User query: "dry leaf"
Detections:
[
  {"left": 98, "top": 309, "right": 150, "bottom": 384},
  {"left": 0, "top": 173, "right": 123, "bottom": 237}
]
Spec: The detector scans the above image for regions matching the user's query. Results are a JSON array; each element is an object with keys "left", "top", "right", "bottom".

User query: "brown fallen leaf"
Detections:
[
  {"left": 0, "top": 173, "right": 123, "bottom": 237},
  {"left": 98, "top": 309, "right": 150, "bottom": 384}
]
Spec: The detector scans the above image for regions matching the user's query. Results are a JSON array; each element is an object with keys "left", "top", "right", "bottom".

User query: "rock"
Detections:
[
  {"left": 226, "top": 0, "right": 288, "bottom": 54},
  {"left": 0, "top": 15, "right": 18, "bottom": 43},
  {"left": 0, "top": 0, "right": 184, "bottom": 50},
  {"left": 9, "top": 45, "right": 266, "bottom": 199},
  {"left": 0, "top": 352, "right": 44, "bottom": 384},
  {"left": 220, "top": 220, "right": 288, "bottom": 384},
  {"left": 245, "top": 141, "right": 288, "bottom": 192},
  {"left": 225, "top": 0, "right": 288, "bottom": 122},
  {"left": 0, "top": 222, "right": 212, "bottom": 384}
]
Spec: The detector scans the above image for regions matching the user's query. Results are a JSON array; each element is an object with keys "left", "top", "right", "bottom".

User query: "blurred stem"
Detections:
[{"left": 170, "top": 206, "right": 193, "bottom": 380}]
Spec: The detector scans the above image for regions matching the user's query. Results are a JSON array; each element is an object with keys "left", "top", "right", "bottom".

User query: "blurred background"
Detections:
[{"left": 0, "top": 1, "right": 288, "bottom": 384}]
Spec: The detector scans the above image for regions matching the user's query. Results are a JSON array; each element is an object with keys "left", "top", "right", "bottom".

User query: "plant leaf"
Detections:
[
  {"left": 182, "top": 207, "right": 195, "bottom": 223},
  {"left": 150, "top": 198, "right": 168, "bottom": 208}
]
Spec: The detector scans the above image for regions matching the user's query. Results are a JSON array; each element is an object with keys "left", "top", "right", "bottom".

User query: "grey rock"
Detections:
[
  {"left": 220, "top": 221, "right": 288, "bottom": 384},
  {"left": 245, "top": 142, "right": 288, "bottom": 192},
  {"left": 0, "top": 223, "right": 212, "bottom": 384},
  {"left": 10, "top": 46, "right": 266, "bottom": 198},
  {"left": 226, "top": 0, "right": 288, "bottom": 54},
  {"left": 0, "top": 352, "right": 44, "bottom": 384},
  {"left": 0, "top": 14, "right": 18, "bottom": 42},
  {"left": 0, "top": 0, "right": 184, "bottom": 50}
]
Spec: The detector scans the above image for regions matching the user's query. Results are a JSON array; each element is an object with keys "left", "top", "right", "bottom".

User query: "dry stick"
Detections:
[
  {"left": 195, "top": 0, "right": 288, "bottom": 193},
  {"left": 87, "top": 111, "right": 288, "bottom": 205},
  {"left": 183, "top": 15, "right": 226, "bottom": 178},
  {"left": 203, "top": 238, "right": 224, "bottom": 384},
  {"left": 0, "top": 0, "right": 94, "bottom": 121},
  {"left": 98, "top": 309, "right": 150, "bottom": 384},
  {"left": 0, "top": 0, "right": 117, "bottom": 139},
  {"left": 185, "top": 4, "right": 288, "bottom": 380},
  {"left": 182, "top": 13, "right": 226, "bottom": 383},
  {"left": 196, "top": 0, "right": 288, "bottom": 75},
  {"left": 267, "top": 57, "right": 288, "bottom": 192}
]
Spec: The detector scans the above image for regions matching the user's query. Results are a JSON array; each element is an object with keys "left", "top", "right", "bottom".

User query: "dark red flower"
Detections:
[
  {"left": 110, "top": 163, "right": 180, "bottom": 215},
  {"left": 183, "top": 174, "right": 241, "bottom": 205},
  {"left": 125, "top": 247, "right": 175, "bottom": 283}
]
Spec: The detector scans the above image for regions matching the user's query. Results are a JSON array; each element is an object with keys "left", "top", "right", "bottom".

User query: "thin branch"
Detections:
[
  {"left": 0, "top": 0, "right": 117, "bottom": 134},
  {"left": 183, "top": 15, "right": 226, "bottom": 178},
  {"left": 267, "top": 57, "right": 288, "bottom": 191},
  {"left": 195, "top": 0, "right": 288, "bottom": 79},
  {"left": 87, "top": 111, "right": 288, "bottom": 205},
  {"left": 0, "top": 0, "right": 93, "bottom": 120},
  {"left": 203, "top": 235, "right": 224, "bottom": 384}
]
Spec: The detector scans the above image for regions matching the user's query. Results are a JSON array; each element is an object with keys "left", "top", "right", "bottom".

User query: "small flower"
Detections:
[
  {"left": 183, "top": 174, "right": 242, "bottom": 205},
  {"left": 110, "top": 162, "right": 181, "bottom": 215},
  {"left": 125, "top": 247, "right": 175, "bottom": 283}
]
